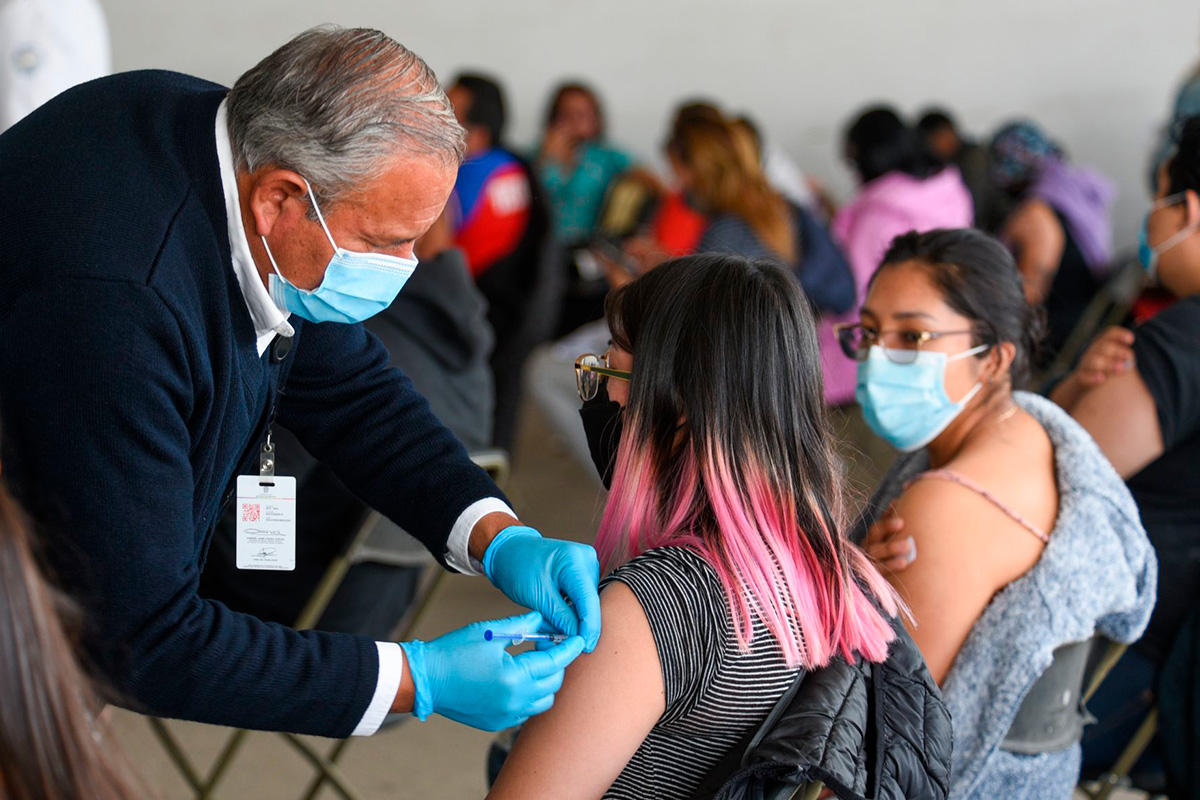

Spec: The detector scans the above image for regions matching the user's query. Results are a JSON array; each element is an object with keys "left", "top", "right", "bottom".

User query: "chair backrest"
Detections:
[
  {"left": 1001, "top": 637, "right": 1102, "bottom": 754},
  {"left": 1039, "top": 254, "right": 1146, "bottom": 384},
  {"left": 594, "top": 171, "right": 662, "bottom": 242}
]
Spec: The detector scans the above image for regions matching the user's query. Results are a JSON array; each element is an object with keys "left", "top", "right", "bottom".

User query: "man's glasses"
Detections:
[
  {"left": 833, "top": 323, "right": 978, "bottom": 364},
  {"left": 575, "top": 352, "right": 632, "bottom": 401}
]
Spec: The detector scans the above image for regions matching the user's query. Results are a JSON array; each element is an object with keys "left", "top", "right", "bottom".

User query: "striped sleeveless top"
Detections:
[{"left": 599, "top": 546, "right": 803, "bottom": 800}]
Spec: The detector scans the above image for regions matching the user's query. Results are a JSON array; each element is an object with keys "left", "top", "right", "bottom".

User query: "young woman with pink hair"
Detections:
[{"left": 488, "top": 253, "right": 907, "bottom": 799}]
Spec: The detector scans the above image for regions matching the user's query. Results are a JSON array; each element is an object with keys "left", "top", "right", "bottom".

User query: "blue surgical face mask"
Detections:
[
  {"left": 1139, "top": 192, "right": 1196, "bottom": 284},
  {"left": 261, "top": 178, "right": 418, "bottom": 324},
  {"left": 855, "top": 343, "right": 990, "bottom": 452}
]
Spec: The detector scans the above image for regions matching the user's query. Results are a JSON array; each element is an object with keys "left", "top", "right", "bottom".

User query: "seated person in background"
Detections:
[
  {"left": 1051, "top": 118, "right": 1200, "bottom": 782},
  {"left": 536, "top": 82, "right": 634, "bottom": 245},
  {"left": 448, "top": 72, "right": 548, "bottom": 451},
  {"left": 637, "top": 101, "right": 722, "bottom": 257},
  {"left": 200, "top": 213, "right": 494, "bottom": 639},
  {"left": 489, "top": 254, "right": 908, "bottom": 800},
  {"left": 615, "top": 112, "right": 854, "bottom": 316},
  {"left": 0, "top": 422, "right": 139, "bottom": 800},
  {"left": 848, "top": 229, "right": 1155, "bottom": 799},
  {"left": 917, "top": 107, "right": 1011, "bottom": 233},
  {"left": 990, "top": 121, "right": 1116, "bottom": 364},
  {"left": 822, "top": 106, "right": 974, "bottom": 407},
  {"left": 730, "top": 113, "right": 830, "bottom": 216},
  {"left": 446, "top": 73, "right": 532, "bottom": 279}
]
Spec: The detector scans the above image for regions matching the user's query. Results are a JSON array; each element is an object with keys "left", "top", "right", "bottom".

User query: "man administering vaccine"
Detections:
[{"left": 0, "top": 26, "right": 599, "bottom": 737}]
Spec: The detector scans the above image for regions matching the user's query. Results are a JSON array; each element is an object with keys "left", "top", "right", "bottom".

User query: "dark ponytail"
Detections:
[
  {"left": 1167, "top": 116, "right": 1200, "bottom": 196},
  {"left": 874, "top": 228, "right": 1045, "bottom": 388}
]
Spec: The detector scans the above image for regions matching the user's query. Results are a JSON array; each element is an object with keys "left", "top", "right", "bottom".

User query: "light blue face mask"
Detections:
[
  {"left": 855, "top": 343, "right": 990, "bottom": 452},
  {"left": 1138, "top": 192, "right": 1197, "bottom": 284},
  {"left": 261, "top": 178, "right": 418, "bottom": 324}
]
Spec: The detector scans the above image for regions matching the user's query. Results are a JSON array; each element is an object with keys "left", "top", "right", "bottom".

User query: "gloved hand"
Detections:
[
  {"left": 482, "top": 526, "right": 602, "bottom": 651},
  {"left": 400, "top": 610, "right": 584, "bottom": 730}
]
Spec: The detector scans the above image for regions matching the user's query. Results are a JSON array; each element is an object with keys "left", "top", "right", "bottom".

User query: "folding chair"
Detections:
[
  {"left": 1038, "top": 255, "right": 1146, "bottom": 387},
  {"left": 1076, "top": 640, "right": 1164, "bottom": 800},
  {"left": 146, "top": 449, "right": 512, "bottom": 800}
]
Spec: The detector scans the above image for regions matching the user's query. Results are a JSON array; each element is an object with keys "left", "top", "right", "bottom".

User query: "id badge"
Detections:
[{"left": 236, "top": 474, "right": 297, "bottom": 570}]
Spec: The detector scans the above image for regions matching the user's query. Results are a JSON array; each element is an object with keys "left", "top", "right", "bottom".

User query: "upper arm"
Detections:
[
  {"left": 886, "top": 483, "right": 1010, "bottom": 684},
  {"left": 489, "top": 581, "right": 666, "bottom": 800},
  {"left": 1071, "top": 368, "right": 1164, "bottom": 478},
  {"left": 1003, "top": 200, "right": 1064, "bottom": 303}
]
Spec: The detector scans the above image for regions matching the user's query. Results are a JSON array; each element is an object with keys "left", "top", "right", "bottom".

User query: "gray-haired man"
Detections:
[{"left": 0, "top": 26, "right": 599, "bottom": 737}]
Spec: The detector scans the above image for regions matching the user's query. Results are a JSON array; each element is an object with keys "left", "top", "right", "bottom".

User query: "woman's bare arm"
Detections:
[
  {"left": 1002, "top": 200, "right": 1065, "bottom": 305},
  {"left": 488, "top": 582, "right": 666, "bottom": 800},
  {"left": 886, "top": 479, "right": 1046, "bottom": 684},
  {"left": 1069, "top": 369, "right": 1163, "bottom": 479}
]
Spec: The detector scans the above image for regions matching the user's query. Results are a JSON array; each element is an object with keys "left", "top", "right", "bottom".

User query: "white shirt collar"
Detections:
[{"left": 214, "top": 98, "right": 294, "bottom": 356}]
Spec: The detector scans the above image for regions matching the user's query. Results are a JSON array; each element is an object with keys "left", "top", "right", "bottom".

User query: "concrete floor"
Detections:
[{"left": 108, "top": 401, "right": 1148, "bottom": 800}]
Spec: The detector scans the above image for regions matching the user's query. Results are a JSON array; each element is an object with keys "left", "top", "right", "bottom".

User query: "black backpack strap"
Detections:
[{"left": 690, "top": 669, "right": 808, "bottom": 800}]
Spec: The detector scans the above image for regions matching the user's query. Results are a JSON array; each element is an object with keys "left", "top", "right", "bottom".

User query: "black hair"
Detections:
[
  {"left": 1166, "top": 116, "right": 1200, "bottom": 196},
  {"left": 605, "top": 254, "right": 843, "bottom": 539},
  {"left": 544, "top": 81, "right": 604, "bottom": 136},
  {"left": 453, "top": 73, "right": 506, "bottom": 146},
  {"left": 873, "top": 228, "right": 1045, "bottom": 387},
  {"left": 844, "top": 106, "right": 940, "bottom": 184},
  {"left": 598, "top": 253, "right": 900, "bottom": 667},
  {"left": 916, "top": 108, "right": 956, "bottom": 136}
]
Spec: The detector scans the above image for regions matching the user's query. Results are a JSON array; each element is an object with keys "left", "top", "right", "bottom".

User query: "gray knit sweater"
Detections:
[{"left": 852, "top": 392, "right": 1157, "bottom": 799}]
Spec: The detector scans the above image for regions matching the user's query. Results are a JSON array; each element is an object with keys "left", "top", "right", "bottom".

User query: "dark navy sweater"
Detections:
[{"left": 0, "top": 71, "right": 503, "bottom": 737}]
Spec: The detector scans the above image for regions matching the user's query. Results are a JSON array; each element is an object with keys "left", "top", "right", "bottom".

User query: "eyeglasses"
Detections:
[
  {"left": 575, "top": 352, "right": 632, "bottom": 401},
  {"left": 833, "top": 322, "right": 978, "bottom": 364}
]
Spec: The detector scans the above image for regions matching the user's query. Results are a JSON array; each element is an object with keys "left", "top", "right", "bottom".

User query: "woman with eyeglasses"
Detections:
[
  {"left": 486, "top": 253, "right": 944, "bottom": 800},
  {"left": 843, "top": 228, "right": 1155, "bottom": 799}
]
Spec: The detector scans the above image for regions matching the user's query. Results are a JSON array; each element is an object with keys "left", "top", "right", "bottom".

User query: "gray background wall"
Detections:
[{"left": 100, "top": 0, "right": 1199, "bottom": 250}]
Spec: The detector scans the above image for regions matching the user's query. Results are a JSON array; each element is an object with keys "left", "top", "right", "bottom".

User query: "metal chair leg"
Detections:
[
  {"left": 147, "top": 718, "right": 205, "bottom": 793},
  {"left": 194, "top": 729, "right": 251, "bottom": 800},
  {"left": 279, "top": 734, "right": 367, "bottom": 800},
  {"left": 297, "top": 738, "right": 352, "bottom": 800},
  {"left": 1088, "top": 708, "right": 1159, "bottom": 800}
]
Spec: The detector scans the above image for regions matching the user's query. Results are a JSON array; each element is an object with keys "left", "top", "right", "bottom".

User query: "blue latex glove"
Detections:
[
  {"left": 400, "top": 610, "right": 584, "bottom": 730},
  {"left": 482, "top": 526, "right": 602, "bottom": 651}
]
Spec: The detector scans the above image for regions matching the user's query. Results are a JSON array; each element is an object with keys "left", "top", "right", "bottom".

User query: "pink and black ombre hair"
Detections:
[{"left": 596, "top": 254, "right": 901, "bottom": 668}]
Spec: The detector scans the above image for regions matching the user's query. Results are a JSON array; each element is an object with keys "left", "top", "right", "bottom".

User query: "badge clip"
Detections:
[{"left": 260, "top": 430, "right": 276, "bottom": 478}]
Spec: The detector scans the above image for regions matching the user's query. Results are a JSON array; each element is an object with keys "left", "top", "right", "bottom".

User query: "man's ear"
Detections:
[{"left": 246, "top": 169, "right": 308, "bottom": 238}]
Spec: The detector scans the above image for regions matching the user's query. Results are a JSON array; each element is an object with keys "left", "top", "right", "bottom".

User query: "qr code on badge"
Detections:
[{"left": 241, "top": 503, "right": 261, "bottom": 523}]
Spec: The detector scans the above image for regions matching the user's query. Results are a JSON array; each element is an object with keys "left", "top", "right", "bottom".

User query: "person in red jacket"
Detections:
[{"left": 446, "top": 73, "right": 531, "bottom": 278}]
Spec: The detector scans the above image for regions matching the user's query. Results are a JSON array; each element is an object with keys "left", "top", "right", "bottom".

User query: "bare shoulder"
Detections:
[
  {"left": 1006, "top": 198, "right": 1061, "bottom": 237},
  {"left": 920, "top": 411, "right": 1056, "bottom": 574}
]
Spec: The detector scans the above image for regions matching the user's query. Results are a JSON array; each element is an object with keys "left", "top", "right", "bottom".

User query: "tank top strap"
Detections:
[{"left": 906, "top": 468, "right": 1051, "bottom": 544}]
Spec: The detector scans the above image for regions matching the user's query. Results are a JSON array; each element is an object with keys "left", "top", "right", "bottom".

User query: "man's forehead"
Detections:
[{"left": 336, "top": 157, "right": 453, "bottom": 233}]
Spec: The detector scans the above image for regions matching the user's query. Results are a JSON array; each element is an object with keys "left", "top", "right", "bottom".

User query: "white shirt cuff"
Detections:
[
  {"left": 445, "top": 497, "right": 517, "bottom": 576},
  {"left": 351, "top": 642, "right": 404, "bottom": 736}
]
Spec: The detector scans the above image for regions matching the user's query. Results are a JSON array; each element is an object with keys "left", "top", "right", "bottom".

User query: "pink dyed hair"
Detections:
[{"left": 597, "top": 426, "right": 900, "bottom": 668}]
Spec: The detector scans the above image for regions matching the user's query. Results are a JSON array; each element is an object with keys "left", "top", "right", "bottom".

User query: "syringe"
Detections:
[{"left": 484, "top": 629, "right": 569, "bottom": 645}]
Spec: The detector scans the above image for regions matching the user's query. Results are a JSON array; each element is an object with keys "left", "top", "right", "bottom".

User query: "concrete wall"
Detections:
[{"left": 99, "top": 0, "right": 1200, "bottom": 248}]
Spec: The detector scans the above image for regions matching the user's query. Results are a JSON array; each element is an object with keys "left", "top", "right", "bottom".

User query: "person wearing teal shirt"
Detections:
[{"left": 535, "top": 82, "right": 634, "bottom": 243}]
